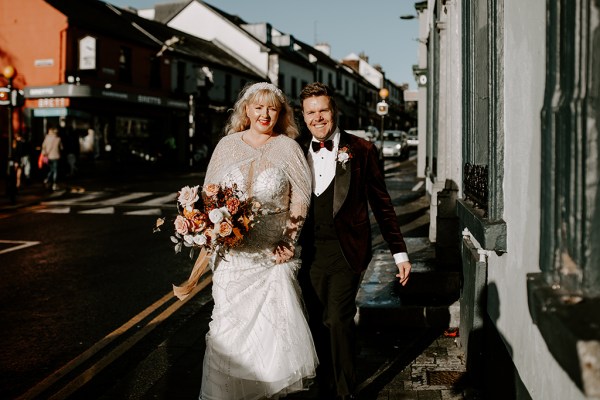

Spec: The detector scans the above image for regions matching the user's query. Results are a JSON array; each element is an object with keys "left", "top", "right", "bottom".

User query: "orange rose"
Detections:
[
  {"left": 219, "top": 221, "right": 233, "bottom": 237},
  {"left": 226, "top": 197, "right": 240, "bottom": 214}
]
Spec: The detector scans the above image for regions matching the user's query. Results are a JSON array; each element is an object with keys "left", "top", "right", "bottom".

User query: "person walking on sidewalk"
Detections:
[
  {"left": 41, "top": 126, "right": 62, "bottom": 191},
  {"left": 299, "top": 82, "right": 412, "bottom": 399}
]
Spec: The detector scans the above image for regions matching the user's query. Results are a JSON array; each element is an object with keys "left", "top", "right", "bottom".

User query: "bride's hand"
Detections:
[{"left": 273, "top": 241, "right": 294, "bottom": 264}]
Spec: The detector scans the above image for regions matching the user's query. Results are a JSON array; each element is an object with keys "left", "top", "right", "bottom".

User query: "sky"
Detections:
[{"left": 109, "top": 0, "right": 421, "bottom": 89}]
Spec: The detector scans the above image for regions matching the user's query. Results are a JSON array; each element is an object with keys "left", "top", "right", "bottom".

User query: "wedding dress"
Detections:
[{"left": 199, "top": 132, "right": 318, "bottom": 400}]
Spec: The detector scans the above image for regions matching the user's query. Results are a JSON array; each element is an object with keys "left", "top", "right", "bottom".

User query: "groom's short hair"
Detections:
[{"left": 299, "top": 82, "right": 338, "bottom": 118}]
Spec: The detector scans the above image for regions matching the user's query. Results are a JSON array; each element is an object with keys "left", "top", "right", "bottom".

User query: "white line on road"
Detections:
[
  {"left": 412, "top": 181, "right": 424, "bottom": 191},
  {"left": 124, "top": 208, "right": 163, "bottom": 216},
  {"left": 42, "top": 192, "right": 105, "bottom": 205},
  {"left": 138, "top": 192, "right": 177, "bottom": 206},
  {"left": 78, "top": 207, "right": 115, "bottom": 214},
  {"left": 95, "top": 192, "right": 154, "bottom": 205},
  {"left": 35, "top": 207, "right": 71, "bottom": 214},
  {"left": 0, "top": 240, "right": 41, "bottom": 255}
]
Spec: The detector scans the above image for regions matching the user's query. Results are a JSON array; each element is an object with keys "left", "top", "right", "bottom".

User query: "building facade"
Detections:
[{"left": 419, "top": 0, "right": 600, "bottom": 398}]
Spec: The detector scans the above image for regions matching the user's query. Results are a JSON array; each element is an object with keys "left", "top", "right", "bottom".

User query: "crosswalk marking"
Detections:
[
  {"left": 94, "top": 192, "right": 153, "bottom": 205},
  {"left": 43, "top": 192, "right": 105, "bottom": 205},
  {"left": 37, "top": 191, "right": 176, "bottom": 216},
  {"left": 36, "top": 207, "right": 71, "bottom": 214},
  {"left": 138, "top": 193, "right": 177, "bottom": 206},
  {"left": 124, "top": 209, "right": 163, "bottom": 216},
  {"left": 79, "top": 207, "right": 116, "bottom": 214}
]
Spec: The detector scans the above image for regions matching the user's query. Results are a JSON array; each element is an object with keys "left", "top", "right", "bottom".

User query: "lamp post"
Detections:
[
  {"left": 376, "top": 88, "right": 389, "bottom": 161},
  {"left": 3, "top": 65, "right": 16, "bottom": 203}
]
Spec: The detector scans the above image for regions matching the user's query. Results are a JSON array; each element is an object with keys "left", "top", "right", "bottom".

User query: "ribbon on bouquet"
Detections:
[{"left": 173, "top": 248, "right": 211, "bottom": 301}]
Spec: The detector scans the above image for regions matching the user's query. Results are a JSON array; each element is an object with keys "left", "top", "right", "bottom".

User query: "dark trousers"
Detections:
[{"left": 306, "top": 239, "right": 361, "bottom": 397}]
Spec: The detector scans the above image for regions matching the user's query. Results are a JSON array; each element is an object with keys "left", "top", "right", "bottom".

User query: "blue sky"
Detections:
[{"left": 110, "top": 0, "right": 420, "bottom": 89}]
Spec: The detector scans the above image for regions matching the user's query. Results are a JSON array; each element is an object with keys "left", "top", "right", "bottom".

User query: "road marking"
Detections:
[
  {"left": 0, "top": 240, "right": 40, "bottom": 255},
  {"left": 95, "top": 192, "right": 154, "bottom": 205},
  {"left": 412, "top": 181, "right": 424, "bottom": 191},
  {"left": 124, "top": 208, "right": 163, "bottom": 216},
  {"left": 78, "top": 207, "right": 115, "bottom": 214},
  {"left": 42, "top": 192, "right": 105, "bottom": 205},
  {"left": 138, "top": 192, "right": 177, "bottom": 205},
  {"left": 18, "top": 275, "right": 213, "bottom": 400},
  {"left": 35, "top": 207, "right": 71, "bottom": 214}
]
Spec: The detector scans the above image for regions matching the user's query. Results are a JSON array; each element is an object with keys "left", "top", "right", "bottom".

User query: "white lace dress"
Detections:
[{"left": 199, "top": 132, "right": 318, "bottom": 400}]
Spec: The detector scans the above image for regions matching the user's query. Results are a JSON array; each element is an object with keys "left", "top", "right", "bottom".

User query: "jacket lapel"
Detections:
[{"left": 333, "top": 132, "right": 351, "bottom": 217}]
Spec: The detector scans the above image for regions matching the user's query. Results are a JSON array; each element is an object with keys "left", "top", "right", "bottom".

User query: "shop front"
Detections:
[{"left": 24, "top": 83, "right": 190, "bottom": 176}]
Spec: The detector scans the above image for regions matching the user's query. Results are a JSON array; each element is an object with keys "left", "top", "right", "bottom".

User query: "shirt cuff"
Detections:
[{"left": 393, "top": 252, "right": 409, "bottom": 264}]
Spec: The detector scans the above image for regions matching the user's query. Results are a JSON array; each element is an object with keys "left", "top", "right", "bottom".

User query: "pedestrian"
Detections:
[
  {"left": 41, "top": 126, "right": 62, "bottom": 191},
  {"left": 197, "top": 82, "right": 318, "bottom": 399},
  {"left": 63, "top": 130, "right": 79, "bottom": 178},
  {"left": 298, "top": 82, "right": 412, "bottom": 399}
]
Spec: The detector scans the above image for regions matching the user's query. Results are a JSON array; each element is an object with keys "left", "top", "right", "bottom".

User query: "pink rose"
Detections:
[
  {"left": 204, "top": 183, "right": 220, "bottom": 197},
  {"left": 174, "top": 215, "right": 191, "bottom": 235},
  {"left": 177, "top": 185, "right": 199, "bottom": 208}
]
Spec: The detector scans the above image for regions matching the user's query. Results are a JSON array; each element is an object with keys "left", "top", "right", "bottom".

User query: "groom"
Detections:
[{"left": 298, "top": 82, "right": 411, "bottom": 399}]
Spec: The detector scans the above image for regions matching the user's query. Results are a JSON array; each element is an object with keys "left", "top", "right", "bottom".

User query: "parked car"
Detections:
[
  {"left": 380, "top": 130, "right": 409, "bottom": 159},
  {"left": 383, "top": 130, "right": 406, "bottom": 141},
  {"left": 406, "top": 127, "right": 419, "bottom": 148},
  {"left": 347, "top": 129, "right": 376, "bottom": 142}
]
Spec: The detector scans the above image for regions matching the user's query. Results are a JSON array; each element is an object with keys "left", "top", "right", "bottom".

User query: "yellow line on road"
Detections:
[{"left": 17, "top": 275, "right": 212, "bottom": 400}]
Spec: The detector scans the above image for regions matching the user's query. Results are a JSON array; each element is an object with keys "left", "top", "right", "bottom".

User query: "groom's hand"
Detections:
[{"left": 396, "top": 261, "right": 411, "bottom": 286}]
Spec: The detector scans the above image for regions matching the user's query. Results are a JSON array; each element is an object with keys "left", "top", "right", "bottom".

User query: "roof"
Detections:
[{"left": 44, "top": 0, "right": 263, "bottom": 79}]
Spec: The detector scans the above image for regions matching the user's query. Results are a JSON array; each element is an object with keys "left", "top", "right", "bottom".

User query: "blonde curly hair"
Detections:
[{"left": 224, "top": 82, "right": 300, "bottom": 139}]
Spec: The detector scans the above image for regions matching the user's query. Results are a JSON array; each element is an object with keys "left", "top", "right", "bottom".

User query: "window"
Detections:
[
  {"left": 291, "top": 77, "right": 297, "bottom": 98},
  {"left": 150, "top": 58, "right": 161, "bottom": 89},
  {"left": 225, "top": 74, "right": 232, "bottom": 103},
  {"left": 527, "top": 1, "right": 600, "bottom": 396},
  {"left": 278, "top": 74, "right": 285, "bottom": 92},
  {"left": 539, "top": 0, "right": 600, "bottom": 299},
  {"left": 461, "top": 0, "right": 504, "bottom": 222},
  {"left": 118, "top": 46, "right": 132, "bottom": 83}
]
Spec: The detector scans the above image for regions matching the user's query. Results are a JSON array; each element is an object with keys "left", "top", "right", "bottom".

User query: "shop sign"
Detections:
[{"left": 37, "top": 98, "right": 70, "bottom": 108}]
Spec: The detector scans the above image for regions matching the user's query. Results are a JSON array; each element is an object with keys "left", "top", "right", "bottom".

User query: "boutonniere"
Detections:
[{"left": 337, "top": 146, "right": 353, "bottom": 170}]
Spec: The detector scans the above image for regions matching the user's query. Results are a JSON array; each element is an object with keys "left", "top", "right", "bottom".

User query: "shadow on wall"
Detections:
[{"left": 469, "top": 282, "right": 532, "bottom": 400}]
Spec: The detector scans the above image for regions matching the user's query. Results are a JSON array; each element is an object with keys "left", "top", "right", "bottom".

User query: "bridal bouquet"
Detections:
[
  {"left": 171, "top": 183, "right": 257, "bottom": 256},
  {"left": 155, "top": 183, "right": 259, "bottom": 300}
]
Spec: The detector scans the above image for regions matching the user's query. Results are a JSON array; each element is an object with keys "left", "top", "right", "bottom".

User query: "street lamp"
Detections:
[
  {"left": 3, "top": 65, "right": 16, "bottom": 203},
  {"left": 376, "top": 88, "right": 389, "bottom": 160}
]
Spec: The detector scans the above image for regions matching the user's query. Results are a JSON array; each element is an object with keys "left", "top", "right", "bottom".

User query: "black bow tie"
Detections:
[{"left": 312, "top": 140, "right": 333, "bottom": 152}]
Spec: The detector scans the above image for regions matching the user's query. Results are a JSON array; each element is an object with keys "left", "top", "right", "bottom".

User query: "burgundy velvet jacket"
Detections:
[{"left": 301, "top": 130, "right": 408, "bottom": 273}]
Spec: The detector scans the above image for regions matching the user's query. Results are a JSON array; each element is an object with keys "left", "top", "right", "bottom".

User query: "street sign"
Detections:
[
  {"left": 0, "top": 87, "right": 9, "bottom": 106},
  {"left": 376, "top": 101, "right": 389, "bottom": 116},
  {"left": 11, "top": 89, "right": 25, "bottom": 107}
]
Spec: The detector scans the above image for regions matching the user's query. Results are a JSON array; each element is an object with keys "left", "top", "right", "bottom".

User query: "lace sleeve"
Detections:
[
  {"left": 280, "top": 139, "right": 311, "bottom": 245},
  {"left": 203, "top": 137, "right": 228, "bottom": 186}
]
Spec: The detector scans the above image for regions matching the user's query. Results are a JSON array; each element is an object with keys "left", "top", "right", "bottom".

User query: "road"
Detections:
[{"left": 0, "top": 154, "right": 419, "bottom": 399}]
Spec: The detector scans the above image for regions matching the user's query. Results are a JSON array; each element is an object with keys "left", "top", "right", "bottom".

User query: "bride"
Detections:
[{"left": 199, "top": 82, "right": 318, "bottom": 399}]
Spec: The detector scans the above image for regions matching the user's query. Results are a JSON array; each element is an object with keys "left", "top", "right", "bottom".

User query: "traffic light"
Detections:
[{"left": 0, "top": 87, "right": 9, "bottom": 106}]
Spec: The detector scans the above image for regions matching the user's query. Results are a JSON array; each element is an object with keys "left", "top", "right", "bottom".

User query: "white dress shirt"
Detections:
[
  {"left": 308, "top": 129, "right": 340, "bottom": 197},
  {"left": 308, "top": 129, "right": 409, "bottom": 265}
]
